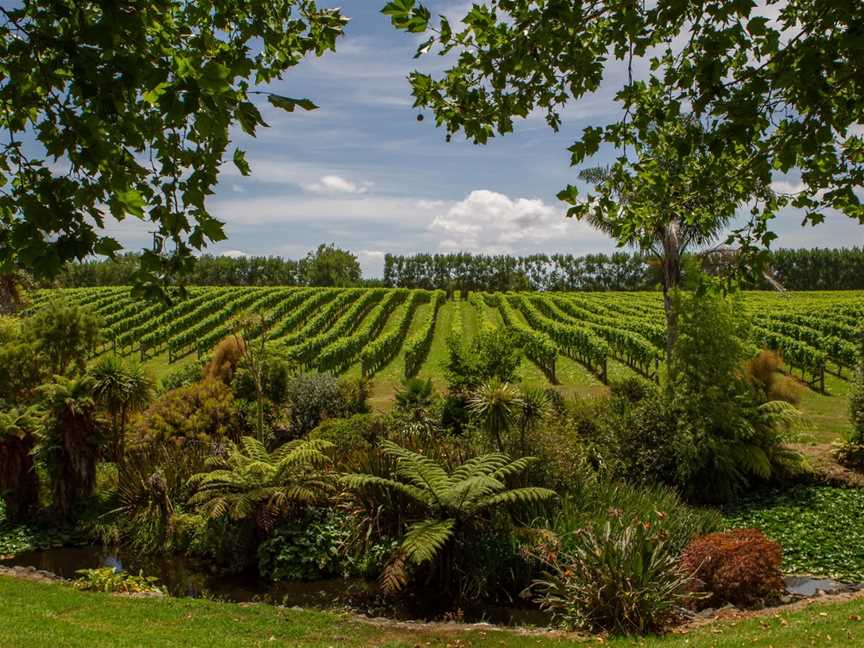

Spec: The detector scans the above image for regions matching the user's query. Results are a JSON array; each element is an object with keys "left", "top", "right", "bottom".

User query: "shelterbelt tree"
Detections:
[
  {"left": 384, "top": 0, "right": 864, "bottom": 279},
  {"left": 0, "top": 1, "right": 347, "bottom": 298}
]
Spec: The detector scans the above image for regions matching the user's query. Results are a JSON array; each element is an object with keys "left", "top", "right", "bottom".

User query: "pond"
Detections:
[{"left": 0, "top": 547, "right": 551, "bottom": 626}]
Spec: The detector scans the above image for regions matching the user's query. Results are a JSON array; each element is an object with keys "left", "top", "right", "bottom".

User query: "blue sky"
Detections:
[{"left": 108, "top": 1, "right": 862, "bottom": 277}]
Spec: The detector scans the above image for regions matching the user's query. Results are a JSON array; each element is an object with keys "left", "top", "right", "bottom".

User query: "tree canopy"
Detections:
[
  {"left": 0, "top": 1, "right": 346, "bottom": 297},
  {"left": 384, "top": 0, "right": 863, "bottom": 271}
]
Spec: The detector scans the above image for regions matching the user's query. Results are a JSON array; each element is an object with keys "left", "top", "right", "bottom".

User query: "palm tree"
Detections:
[
  {"left": 35, "top": 376, "right": 104, "bottom": 515},
  {"left": 90, "top": 356, "right": 154, "bottom": 462},
  {"left": 0, "top": 269, "right": 30, "bottom": 315},
  {"left": 468, "top": 380, "right": 522, "bottom": 453},
  {"left": 0, "top": 407, "right": 42, "bottom": 523},
  {"left": 188, "top": 436, "right": 334, "bottom": 531},
  {"left": 342, "top": 441, "right": 556, "bottom": 593}
]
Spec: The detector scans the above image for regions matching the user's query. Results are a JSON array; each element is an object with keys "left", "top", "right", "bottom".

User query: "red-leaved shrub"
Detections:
[{"left": 681, "top": 529, "right": 784, "bottom": 608}]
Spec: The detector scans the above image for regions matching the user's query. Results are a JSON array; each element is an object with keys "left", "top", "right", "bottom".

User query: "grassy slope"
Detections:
[{"left": 2, "top": 576, "right": 864, "bottom": 648}]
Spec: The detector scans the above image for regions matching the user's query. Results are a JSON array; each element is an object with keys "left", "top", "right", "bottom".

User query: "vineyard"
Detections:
[{"left": 26, "top": 287, "right": 864, "bottom": 399}]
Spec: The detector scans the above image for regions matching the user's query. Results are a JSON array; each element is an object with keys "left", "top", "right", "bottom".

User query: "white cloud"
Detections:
[
  {"left": 429, "top": 189, "right": 607, "bottom": 252},
  {"left": 360, "top": 249, "right": 386, "bottom": 260},
  {"left": 220, "top": 249, "right": 249, "bottom": 259},
  {"left": 303, "top": 175, "right": 370, "bottom": 195}
]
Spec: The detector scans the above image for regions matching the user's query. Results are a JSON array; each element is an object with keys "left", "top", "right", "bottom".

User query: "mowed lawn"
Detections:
[{"left": 2, "top": 576, "right": 864, "bottom": 648}]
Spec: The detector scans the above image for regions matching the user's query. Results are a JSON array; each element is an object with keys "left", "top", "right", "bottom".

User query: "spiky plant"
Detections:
[
  {"left": 516, "top": 386, "right": 550, "bottom": 457},
  {"left": 35, "top": 375, "right": 104, "bottom": 515},
  {"left": 342, "top": 440, "right": 556, "bottom": 593},
  {"left": 188, "top": 436, "right": 335, "bottom": 530},
  {"left": 91, "top": 356, "right": 154, "bottom": 462},
  {"left": 111, "top": 442, "right": 210, "bottom": 553},
  {"left": 0, "top": 406, "right": 42, "bottom": 523},
  {"left": 468, "top": 380, "right": 523, "bottom": 453},
  {"left": 395, "top": 377, "right": 435, "bottom": 414}
]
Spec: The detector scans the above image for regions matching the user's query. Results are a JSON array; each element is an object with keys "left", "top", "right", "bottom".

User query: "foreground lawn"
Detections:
[{"left": 2, "top": 576, "right": 864, "bottom": 647}]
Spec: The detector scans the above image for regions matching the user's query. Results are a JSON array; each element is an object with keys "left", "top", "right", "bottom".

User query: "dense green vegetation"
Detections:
[{"left": 2, "top": 282, "right": 864, "bottom": 641}]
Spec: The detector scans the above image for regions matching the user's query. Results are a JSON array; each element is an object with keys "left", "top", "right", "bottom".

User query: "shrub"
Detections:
[
  {"left": 111, "top": 442, "right": 211, "bottom": 554},
  {"left": 530, "top": 512, "right": 690, "bottom": 635},
  {"left": 680, "top": 529, "right": 784, "bottom": 608},
  {"left": 133, "top": 379, "right": 237, "bottom": 446},
  {"left": 746, "top": 351, "right": 803, "bottom": 406},
  {"left": 159, "top": 361, "right": 205, "bottom": 393},
  {"left": 205, "top": 336, "right": 245, "bottom": 385},
  {"left": 73, "top": 567, "right": 161, "bottom": 594},
  {"left": 28, "top": 298, "right": 101, "bottom": 376},
  {"left": 283, "top": 372, "right": 365, "bottom": 438},
  {"left": 308, "top": 413, "right": 384, "bottom": 472},
  {"left": 609, "top": 375, "right": 655, "bottom": 404},
  {"left": 257, "top": 508, "right": 349, "bottom": 581}
]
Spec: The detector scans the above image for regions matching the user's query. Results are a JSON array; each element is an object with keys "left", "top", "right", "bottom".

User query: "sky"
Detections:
[{"left": 109, "top": 1, "right": 863, "bottom": 277}]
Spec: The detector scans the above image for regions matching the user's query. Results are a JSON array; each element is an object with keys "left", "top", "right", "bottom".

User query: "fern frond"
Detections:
[
  {"left": 489, "top": 455, "right": 539, "bottom": 481},
  {"left": 401, "top": 518, "right": 455, "bottom": 566},
  {"left": 339, "top": 473, "right": 429, "bottom": 504},
  {"left": 477, "top": 487, "right": 557, "bottom": 510}
]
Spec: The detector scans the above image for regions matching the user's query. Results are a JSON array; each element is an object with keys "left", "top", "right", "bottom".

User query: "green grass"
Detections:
[
  {"left": 796, "top": 371, "right": 854, "bottom": 443},
  {"left": 726, "top": 486, "right": 864, "bottom": 582},
  {"left": 2, "top": 575, "right": 864, "bottom": 647}
]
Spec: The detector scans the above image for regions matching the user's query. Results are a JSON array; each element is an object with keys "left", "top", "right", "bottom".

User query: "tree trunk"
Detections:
[{"left": 660, "top": 224, "right": 683, "bottom": 363}]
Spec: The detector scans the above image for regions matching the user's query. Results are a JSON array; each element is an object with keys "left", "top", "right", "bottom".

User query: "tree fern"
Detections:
[
  {"left": 341, "top": 441, "right": 556, "bottom": 592},
  {"left": 189, "top": 436, "right": 334, "bottom": 529}
]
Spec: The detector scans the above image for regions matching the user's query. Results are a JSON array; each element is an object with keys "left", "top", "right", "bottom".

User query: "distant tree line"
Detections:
[
  {"left": 384, "top": 248, "right": 864, "bottom": 293},
  {"left": 44, "top": 244, "right": 363, "bottom": 289},
  {"left": 40, "top": 247, "right": 864, "bottom": 292},
  {"left": 383, "top": 252, "right": 650, "bottom": 293}
]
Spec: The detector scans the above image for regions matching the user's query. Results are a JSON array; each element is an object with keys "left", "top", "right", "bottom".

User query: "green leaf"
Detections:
[
  {"left": 115, "top": 189, "right": 146, "bottom": 218},
  {"left": 232, "top": 148, "right": 251, "bottom": 176},
  {"left": 267, "top": 94, "right": 318, "bottom": 112}
]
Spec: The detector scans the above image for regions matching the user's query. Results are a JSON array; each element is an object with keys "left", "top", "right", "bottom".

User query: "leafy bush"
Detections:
[
  {"left": 159, "top": 361, "right": 204, "bottom": 393},
  {"left": 283, "top": 372, "right": 366, "bottom": 438},
  {"left": 0, "top": 515, "right": 72, "bottom": 557},
  {"left": 725, "top": 486, "right": 864, "bottom": 582},
  {"left": 308, "top": 413, "right": 384, "bottom": 472},
  {"left": 257, "top": 509, "right": 348, "bottom": 581},
  {"left": 73, "top": 567, "right": 161, "bottom": 594},
  {"left": 530, "top": 512, "right": 690, "bottom": 635},
  {"left": 133, "top": 379, "right": 237, "bottom": 446},
  {"left": 28, "top": 298, "right": 101, "bottom": 376},
  {"left": 681, "top": 529, "right": 784, "bottom": 608}
]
